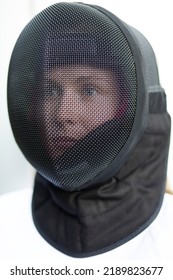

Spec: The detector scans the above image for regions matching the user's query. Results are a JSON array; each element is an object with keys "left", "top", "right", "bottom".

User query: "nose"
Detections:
[{"left": 56, "top": 87, "right": 82, "bottom": 127}]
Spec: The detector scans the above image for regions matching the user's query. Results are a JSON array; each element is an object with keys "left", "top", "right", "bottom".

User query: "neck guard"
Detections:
[{"left": 32, "top": 100, "right": 170, "bottom": 257}]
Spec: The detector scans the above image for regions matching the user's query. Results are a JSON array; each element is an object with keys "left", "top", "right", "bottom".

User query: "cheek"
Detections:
[
  {"left": 82, "top": 96, "right": 117, "bottom": 130},
  {"left": 42, "top": 98, "right": 57, "bottom": 120},
  {"left": 41, "top": 100, "right": 55, "bottom": 135},
  {"left": 99, "top": 100, "right": 116, "bottom": 120}
]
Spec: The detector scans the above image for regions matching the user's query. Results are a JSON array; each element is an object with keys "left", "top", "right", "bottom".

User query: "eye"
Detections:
[
  {"left": 50, "top": 88, "right": 62, "bottom": 96},
  {"left": 45, "top": 81, "right": 63, "bottom": 96},
  {"left": 83, "top": 85, "right": 98, "bottom": 97}
]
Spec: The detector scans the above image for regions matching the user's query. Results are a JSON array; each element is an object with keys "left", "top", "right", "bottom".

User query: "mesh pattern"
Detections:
[{"left": 8, "top": 3, "right": 137, "bottom": 191}]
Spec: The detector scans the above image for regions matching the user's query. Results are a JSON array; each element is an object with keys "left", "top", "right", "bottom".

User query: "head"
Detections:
[
  {"left": 8, "top": 2, "right": 139, "bottom": 191},
  {"left": 42, "top": 64, "right": 119, "bottom": 158}
]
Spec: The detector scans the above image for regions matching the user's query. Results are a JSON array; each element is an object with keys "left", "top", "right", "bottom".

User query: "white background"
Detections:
[{"left": 0, "top": 0, "right": 173, "bottom": 194}]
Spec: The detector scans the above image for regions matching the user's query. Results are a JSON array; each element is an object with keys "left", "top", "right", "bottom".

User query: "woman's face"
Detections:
[{"left": 42, "top": 65, "right": 118, "bottom": 157}]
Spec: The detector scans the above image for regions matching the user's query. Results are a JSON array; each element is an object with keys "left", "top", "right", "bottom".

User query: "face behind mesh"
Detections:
[{"left": 8, "top": 3, "right": 137, "bottom": 191}]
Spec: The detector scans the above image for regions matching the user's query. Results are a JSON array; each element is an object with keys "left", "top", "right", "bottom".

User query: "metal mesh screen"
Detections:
[{"left": 8, "top": 3, "right": 137, "bottom": 191}]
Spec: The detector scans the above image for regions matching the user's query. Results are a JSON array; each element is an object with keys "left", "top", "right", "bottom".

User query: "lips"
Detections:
[{"left": 54, "top": 136, "right": 78, "bottom": 149}]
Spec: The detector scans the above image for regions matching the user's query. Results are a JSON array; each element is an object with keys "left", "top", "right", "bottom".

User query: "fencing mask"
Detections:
[{"left": 8, "top": 2, "right": 171, "bottom": 257}]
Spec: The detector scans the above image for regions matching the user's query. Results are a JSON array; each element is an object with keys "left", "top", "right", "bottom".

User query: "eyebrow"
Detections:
[
  {"left": 76, "top": 76, "right": 94, "bottom": 82},
  {"left": 46, "top": 76, "right": 94, "bottom": 83},
  {"left": 76, "top": 76, "right": 106, "bottom": 84},
  {"left": 45, "top": 79, "right": 61, "bottom": 86},
  {"left": 46, "top": 74, "right": 108, "bottom": 86}
]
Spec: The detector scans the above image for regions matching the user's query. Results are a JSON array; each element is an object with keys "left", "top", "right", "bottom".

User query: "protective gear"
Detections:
[{"left": 8, "top": 2, "right": 171, "bottom": 257}]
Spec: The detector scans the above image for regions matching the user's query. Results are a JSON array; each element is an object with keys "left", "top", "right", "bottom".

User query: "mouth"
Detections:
[{"left": 54, "top": 136, "right": 78, "bottom": 149}]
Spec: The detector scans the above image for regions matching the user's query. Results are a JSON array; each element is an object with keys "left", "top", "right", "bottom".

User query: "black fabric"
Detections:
[
  {"left": 32, "top": 109, "right": 171, "bottom": 257},
  {"left": 149, "top": 90, "right": 167, "bottom": 113}
]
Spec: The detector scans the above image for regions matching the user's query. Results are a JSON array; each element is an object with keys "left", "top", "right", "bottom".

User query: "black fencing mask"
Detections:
[{"left": 8, "top": 2, "right": 171, "bottom": 257}]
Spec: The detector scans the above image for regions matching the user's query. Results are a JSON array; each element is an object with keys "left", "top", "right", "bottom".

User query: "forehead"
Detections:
[{"left": 47, "top": 65, "right": 115, "bottom": 81}]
